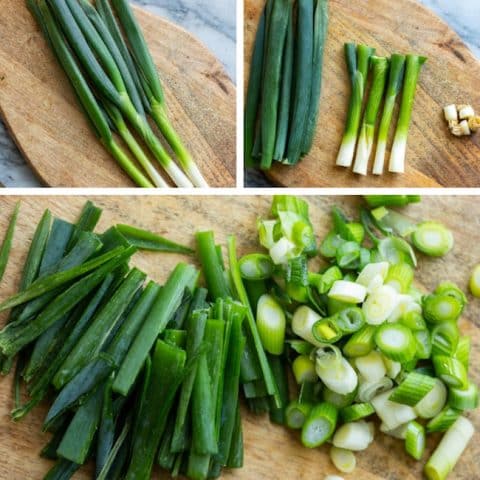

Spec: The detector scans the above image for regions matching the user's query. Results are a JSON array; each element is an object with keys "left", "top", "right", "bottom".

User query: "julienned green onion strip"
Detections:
[
  {"left": 424, "top": 416, "right": 474, "bottom": 480},
  {"left": 301, "top": 0, "right": 329, "bottom": 154},
  {"left": 412, "top": 222, "right": 454, "bottom": 257},
  {"left": 388, "top": 372, "right": 436, "bottom": 406},
  {"left": 353, "top": 56, "right": 389, "bottom": 175},
  {"left": 375, "top": 323, "right": 416, "bottom": 363},
  {"left": 116, "top": 224, "right": 193, "bottom": 254},
  {"left": 260, "top": 0, "right": 290, "bottom": 170},
  {"left": 285, "top": 0, "right": 313, "bottom": 165},
  {"left": 372, "top": 54, "right": 406, "bottom": 175},
  {"left": 405, "top": 421, "right": 425, "bottom": 460},
  {"left": 256, "top": 294, "right": 286, "bottom": 355},
  {"left": 110, "top": 0, "right": 207, "bottom": 187},
  {"left": 389, "top": 54, "right": 427, "bottom": 173},
  {"left": 301, "top": 402, "right": 338, "bottom": 448},
  {"left": 0, "top": 202, "right": 20, "bottom": 283},
  {"left": 336, "top": 44, "right": 375, "bottom": 168},
  {"left": 32, "top": 1, "right": 154, "bottom": 188}
]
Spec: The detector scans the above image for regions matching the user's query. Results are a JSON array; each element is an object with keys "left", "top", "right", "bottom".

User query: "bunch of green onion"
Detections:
[
  {"left": 27, "top": 0, "right": 208, "bottom": 188},
  {"left": 336, "top": 43, "right": 426, "bottom": 176},
  {"left": 238, "top": 195, "right": 477, "bottom": 479},
  {"left": 0, "top": 201, "right": 248, "bottom": 480},
  {"left": 244, "top": 0, "right": 329, "bottom": 171}
]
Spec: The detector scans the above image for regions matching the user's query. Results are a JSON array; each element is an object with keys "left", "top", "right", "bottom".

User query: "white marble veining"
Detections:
[{"left": 0, "top": 0, "right": 236, "bottom": 187}]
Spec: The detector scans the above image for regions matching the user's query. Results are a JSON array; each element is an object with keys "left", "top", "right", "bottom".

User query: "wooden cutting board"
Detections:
[
  {"left": 0, "top": 2, "right": 236, "bottom": 188},
  {"left": 0, "top": 196, "right": 479, "bottom": 479},
  {"left": 245, "top": 0, "right": 480, "bottom": 187}
]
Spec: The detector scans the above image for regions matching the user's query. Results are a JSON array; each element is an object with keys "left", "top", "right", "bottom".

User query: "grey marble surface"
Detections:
[
  {"left": 246, "top": 0, "right": 480, "bottom": 187},
  {"left": 0, "top": 0, "right": 236, "bottom": 187}
]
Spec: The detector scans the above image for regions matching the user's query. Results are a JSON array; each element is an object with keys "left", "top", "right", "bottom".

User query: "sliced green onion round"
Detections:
[
  {"left": 372, "top": 390, "right": 417, "bottom": 430},
  {"left": 335, "top": 307, "right": 365, "bottom": 333},
  {"left": 426, "top": 406, "right": 461, "bottom": 433},
  {"left": 239, "top": 253, "right": 274, "bottom": 280},
  {"left": 375, "top": 323, "right": 416, "bottom": 362},
  {"left": 330, "top": 446, "right": 356, "bottom": 473},
  {"left": 413, "top": 329, "right": 432, "bottom": 360},
  {"left": 340, "top": 403, "right": 375, "bottom": 423},
  {"left": 316, "top": 346, "right": 358, "bottom": 395},
  {"left": 400, "top": 311, "right": 427, "bottom": 331},
  {"left": 405, "top": 421, "right": 425, "bottom": 460},
  {"left": 292, "top": 305, "right": 323, "bottom": 347},
  {"left": 424, "top": 416, "right": 474, "bottom": 480},
  {"left": 469, "top": 264, "right": 480, "bottom": 297},
  {"left": 412, "top": 221, "right": 454, "bottom": 257},
  {"left": 301, "top": 403, "right": 338, "bottom": 448},
  {"left": 312, "top": 317, "right": 343, "bottom": 344},
  {"left": 385, "top": 263, "right": 414, "bottom": 293},
  {"left": 382, "top": 356, "right": 402, "bottom": 379},
  {"left": 388, "top": 372, "right": 436, "bottom": 406},
  {"left": 415, "top": 378, "right": 447, "bottom": 419},
  {"left": 256, "top": 294, "right": 286, "bottom": 355},
  {"left": 343, "top": 325, "right": 377, "bottom": 358},
  {"left": 269, "top": 237, "right": 300, "bottom": 265},
  {"left": 454, "top": 336, "right": 471, "bottom": 371},
  {"left": 433, "top": 356, "right": 468, "bottom": 389},
  {"left": 380, "top": 422, "right": 409, "bottom": 439},
  {"left": 362, "top": 285, "right": 399, "bottom": 325},
  {"left": 356, "top": 262, "right": 389, "bottom": 291},
  {"left": 435, "top": 282, "right": 467, "bottom": 306},
  {"left": 332, "top": 421, "right": 374, "bottom": 451},
  {"left": 431, "top": 322, "right": 459, "bottom": 357},
  {"left": 423, "top": 294, "right": 463, "bottom": 325},
  {"left": 448, "top": 381, "right": 479, "bottom": 411},
  {"left": 336, "top": 241, "right": 361, "bottom": 269},
  {"left": 357, "top": 377, "right": 393, "bottom": 402},
  {"left": 313, "top": 266, "right": 343, "bottom": 294},
  {"left": 292, "top": 355, "right": 317, "bottom": 384},
  {"left": 286, "top": 401, "right": 313, "bottom": 430},
  {"left": 323, "top": 387, "right": 357, "bottom": 409},
  {"left": 328, "top": 281, "right": 367, "bottom": 304},
  {"left": 354, "top": 351, "right": 386, "bottom": 383}
]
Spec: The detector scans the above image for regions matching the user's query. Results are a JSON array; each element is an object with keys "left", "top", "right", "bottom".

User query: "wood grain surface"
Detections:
[
  {"left": 244, "top": 0, "right": 480, "bottom": 187},
  {"left": 0, "top": 2, "right": 236, "bottom": 188},
  {"left": 0, "top": 195, "right": 478, "bottom": 479}
]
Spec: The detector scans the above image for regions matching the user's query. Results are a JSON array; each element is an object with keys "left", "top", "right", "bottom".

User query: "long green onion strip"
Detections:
[
  {"left": 0, "top": 202, "right": 20, "bottom": 283},
  {"left": 353, "top": 56, "right": 389, "bottom": 175},
  {"left": 32, "top": 1, "right": 154, "bottom": 188},
  {"left": 372, "top": 54, "right": 406, "bottom": 174},
  {"left": 389, "top": 54, "right": 427, "bottom": 173},
  {"left": 336, "top": 44, "right": 375, "bottom": 168}
]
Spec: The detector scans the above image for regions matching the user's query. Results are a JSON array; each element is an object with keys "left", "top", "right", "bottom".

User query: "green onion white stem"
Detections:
[
  {"left": 389, "top": 55, "right": 427, "bottom": 173},
  {"left": 371, "top": 389, "right": 417, "bottom": 430},
  {"left": 292, "top": 306, "right": 324, "bottom": 347},
  {"left": 315, "top": 346, "right": 358, "bottom": 395},
  {"left": 256, "top": 294, "right": 286, "bottom": 355},
  {"left": 330, "top": 446, "right": 356, "bottom": 473},
  {"left": 328, "top": 281, "right": 367, "bottom": 304},
  {"left": 354, "top": 351, "right": 386, "bottom": 383},
  {"left": 362, "top": 285, "right": 399, "bottom": 325},
  {"left": 332, "top": 421, "right": 374, "bottom": 451},
  {"left": 414, "top": 378, "right": 447, "bottom": 419}
]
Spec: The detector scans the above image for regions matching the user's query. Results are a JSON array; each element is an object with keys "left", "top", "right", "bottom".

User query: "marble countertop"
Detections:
[{"left": 0, "top": 0, "right": 236, "bottom": 187}]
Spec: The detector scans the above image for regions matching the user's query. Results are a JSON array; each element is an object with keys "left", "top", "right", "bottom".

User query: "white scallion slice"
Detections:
[
  {"left": 330, "top": 446, "right": 356, "bottom": 473},
  {"left": 372, "top": 389, "right": 417, "bottom": 431},
  {"left": 362, "top": 285, "right": 399, "bottom": 325},
  {"left": 332, "top": 421, "right": 374, "bottom": 451},
  {"left": 414, "top": 378, "right": 447, "bottom": 419},
  {"left": 328, "top": 281, "right": 367, "bottom": 304},
  {"left": 354, "top": 351, "right": 386, "bottom": 383},
  {"left": 256, "top": 294, "right": 286, "bottom": 355},
  {"left": 292, "top": 305, "right": 323, "bottom": 347},
  {"left": 380, "top": 422, "right": 409, "bottom": 440},
  {"left": 356, "top": 262, "right": 389, "bottom": 290},
  {"left": 316, "top": 346, "right": 358, "bottom": 395}
]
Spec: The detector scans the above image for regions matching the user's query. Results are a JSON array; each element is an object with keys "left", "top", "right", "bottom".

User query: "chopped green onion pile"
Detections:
[
  {"left": 0, "top": 195, "right": 477, "bottom": 480},
  {"left": 245, "top": 0, "right": 329, "bottom": 170},
  {"left": 336, "top": 43, "right": 426, "bottom": 176},
  {"left": 27, "top": 0, "right": 208, "bottom": 188}
]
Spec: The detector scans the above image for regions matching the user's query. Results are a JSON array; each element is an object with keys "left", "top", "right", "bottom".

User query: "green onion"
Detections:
[
  {"left": 292, "top": 355, "right": 317, "bottom": 384},
  {"left": 412, "top": 222, "right": 454, "bottom": 257},
  {"left": 357, "top": 377, "right": 394, "bottom": 403},
  {"left": 364, "top": 195, "right": 421, "bottom": 208},
  {"left": 388, "top": 372, "right": 436, "bottom": 406},
  {"left": 362, "top": 285, "right": 399, "bottom": 325},
  {"left": 292, "top": 305, "right": 323, "bottom": 346},
  {"left": 433, "top": 356, "right": 468, "bottom": 389},
  {"left": 330, "top": 446, "right": 356, "bottom": 474},
  {"left": 0, "top": 202, "right": 20, "bottom": 282},
  {"left": 336, "top": 44, "right": 375, "bottom": 167},
  {"left": 268, "top": 354, "right": 290, "bottom": 425},
  {"left": 323, "top": 386, "right": 357, "bottom": 409},
  {"left": 354, "top": 351, "right": 386, "bottom": 382},
  {"left": 260, "top": 0, "right": 291, "bottom": 169},
  {"left": 312, "top": 317, "right": 343, "bottom": 344},
  {"left": 413, "top": 330, "right": 432, "bottom": 360},
  {"left": 332, "top": 421, "right": 374, "bottom": 451},
  {"left": 284, "top": 0, "right": 313, "bottom": 165},
  {"left": 371, "top": 206, "right": 417, "bottom": 237},
  {"left": 335, "top": 307, "right": 365, "bottom": 333},
  {"left": 435, "top": 282, "right": 467, "bottom": 306},
  {"left": 356, "top": 261, "right": 389, "bottom": 290},
  {"left": 385, "top": 263, "right": 414, "bottom": 293},
  {"left": 340, "top": 403, "right": 375, "bottom": 423},
  {"left": 375, "top": 323, "right": 416, "bottom": 362},
  {"left": 286, "top": 400, "right": 312, "bottom": 429},
  {"left": 336, "top": 241, "right": 361, "bottom": 269},
  {"left": 302, "top": 0, "right": 329, "bottom": 154},
  {"left": 448, "top": 381, "right": 479, "bottom": 411},
  {"left": 469, "top": 264, "right": 480, "bottom": 297},
  {"left": 343, "top": 325, "right": 377, "bottom": 357},
  {"left": 405, "top": 421, "right": 425, "bottom": 460},
  {"left": 389, "top": 54, "right": 427, "bottom": 173},
  {"left": 380, "top": 421, "right": 408, "bottom": 440},
  {"left": 400, "top": 311, "right": 426, "bottom": 331},
  {"left": 371, "top": 389, "right": 417, "bottom": 430},
  {"left": 424, "top": 417, "right": 474, "bottom": 480},
  {"left": 301, "top": 402, "right": 338, "bottom": 448},
  {"left": 431, "top": 322, "right": 459, "bottom": 357},
  {"left": 239, "top": 254, "right": 274, "bottom": 280},
  {"left": 353, "top": 56, "right": 389, "bottom": 175},
  {"left": 372, "top": 55, "right": 406, "bottom": 174},
  {"left": 315, "top": 346, "right": 358, "bottom": 395},
  {"left": 423, "top": 294, "right": 463, "bottom": 325},
  {"left": 328, "top": 280, "right": 367, "bottom": 304},
  {"left": 382, "top": 355, "right": 402, "bottom": 379},
  {"left": 454, "top": 336, "right": 471, "bottom": 371},
  {"left": 414, "top": 378, "right": 447, "bottom": 419},
  {"left": 115, "top": 224, "right": 193, "bottom": 254},
  {"left": 256, "top": 294, "right": 286, "bottom": 355},
  {"left": 426, "top": 406, "right": 461, "bottom": 433}
]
